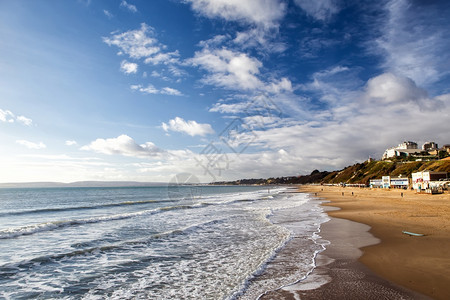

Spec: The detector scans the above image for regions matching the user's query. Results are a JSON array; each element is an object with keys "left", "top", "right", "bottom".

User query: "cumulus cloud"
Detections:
[
  {"left": 81, "top": 134, "right": 164, "bottom": 158},
  {"left": 162, "top": 117, "right": 215, "bottom": 136},
  {"left": 189, "top": 48, "right": 263, "bottom": 90},
  {"left": 293, "top": 0, "right": 341, "bottom": 21},
  {"left": 120, "top": 0, "right": 137, "bottom": 13},
  {"left": 203, "top": 71, "right": 450, "bottom": 178},
  {"left": 16, "top": 140, "right": 46, "bottom": 149},
  {"left": 131, "top": 84, "right": 183, "bottom": 96},
  {"left": 120, "top": 60, "right": 138, "bottom": 74},
  {"left": 364, "top": 73, "right": 444, "bottom": 111},
  {"left": 185, "top": 0, "right": 286, "bottom": 27}
]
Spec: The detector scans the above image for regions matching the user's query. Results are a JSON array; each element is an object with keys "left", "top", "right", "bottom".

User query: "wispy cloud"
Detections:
[
  {"left": 103, "top": 9, "right": 113, "bottom": 19},
  {"left": 162, "top": 117, "right": 214, "bottom": 137},
  {"left": 373, "top": 0, "right": 450, "bottom": 87},
  {"left": 144, "top": 51, "right": 180, "bottom": 65},
  {"left": 16, "top": 116, "right": 33, "bottom": 126},
  {"left": 103, "top": 23, "right": 181, "bottom": 69},
  {"left": 160, "top": 87, "right": 183, "bottom": 96},
  {"left": 16, "top": 140, "right": 46, "bottom": 150},
  {"left": 65, "top": 140, "right": 78, "bottom": 146},
  {"left": 209, "top": 101, "right": 249, "bottom": 114},
  {"left": 81, "top": 134, "right": 164, "bottom": 158},
  {"left": 233, "top": 27, "right": 287, "bottom": 53},
  {"left": 130, "top": 84, "right": 183, "bottom": 96},
  {"left": 120, "top": 0, "right": 137, "bottom": 13},
  {"left": 103, "top": 23, "right": 159, "bottom": 59},
  {"left": 293, "top": 0, "right": 341, "bottom": 21},
  {"left": 120, "top": 60, "right": 138, "bottom": 74},
  {"left": 131, "top": 84, "right": 158, "bottom": 94}
]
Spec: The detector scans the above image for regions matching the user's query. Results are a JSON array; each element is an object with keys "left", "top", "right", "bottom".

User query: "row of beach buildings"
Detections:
[{"left": 369, "top": 171, "right": 449, "bottom": 193}]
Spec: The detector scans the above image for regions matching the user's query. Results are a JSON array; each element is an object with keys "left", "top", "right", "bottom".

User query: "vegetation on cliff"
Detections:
[{"left": 214, "top": 160, "right": 450, "bottom": 186}]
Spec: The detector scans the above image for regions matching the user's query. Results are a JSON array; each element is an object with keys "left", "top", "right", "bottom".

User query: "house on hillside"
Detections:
[
  {"left": 382, "top": 141, "right": 419, "bottom": 159},
  {"left": 422, "top": 142, "right": 438, "bottom": 151}
]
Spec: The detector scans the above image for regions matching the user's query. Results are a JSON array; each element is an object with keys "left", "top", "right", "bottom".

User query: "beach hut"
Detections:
[{"left": 412, "top": 171, "right": 448, "bottom": 192}]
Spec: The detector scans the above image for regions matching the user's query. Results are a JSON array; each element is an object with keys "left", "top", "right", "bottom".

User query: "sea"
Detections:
[{"left": 0, "top": 185, "right": 329, "bottom": 299}]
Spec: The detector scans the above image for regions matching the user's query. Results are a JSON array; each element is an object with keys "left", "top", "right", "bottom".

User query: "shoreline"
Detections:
[{"left": 295, "top": 185, "right": 450, "bottom": 300}]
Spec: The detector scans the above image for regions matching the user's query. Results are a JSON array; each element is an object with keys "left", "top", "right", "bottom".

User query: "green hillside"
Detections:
[
  {"left": 323, "top": 160, "right": 450, "bottom": 185},
  {"left": 214, "top": 160, "right": 450, "bottom": 186}
]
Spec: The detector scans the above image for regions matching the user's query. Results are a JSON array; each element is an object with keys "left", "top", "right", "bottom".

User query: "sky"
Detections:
[{"left": 0, "top": 0, "right": 449, "bottom": 183}]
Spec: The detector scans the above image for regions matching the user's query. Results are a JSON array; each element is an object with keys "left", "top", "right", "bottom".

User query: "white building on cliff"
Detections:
[{"left": 382, "top": 141, "right": 418, "bottom": 159}]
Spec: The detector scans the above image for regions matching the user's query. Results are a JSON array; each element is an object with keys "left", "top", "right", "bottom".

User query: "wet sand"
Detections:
[
  {"left": 260, "top": 210, "right": 428, "bottom": 299},
  {"left": 291, "top": 185, "right": 450, "bottom": 300}
]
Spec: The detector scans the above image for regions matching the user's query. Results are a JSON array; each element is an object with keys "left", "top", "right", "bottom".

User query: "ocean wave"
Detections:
[
  {"left": 0, "top": 202, "right": 204, "bottom": 240},
  {"left": 0, "top": 217, "right": 229, "bottom": 275},
  {"left": 0, "top": 190, "right": 275, "bottom": 240},
  {"left": 0, "top": 199, "right": 177, "bottom": 218}
]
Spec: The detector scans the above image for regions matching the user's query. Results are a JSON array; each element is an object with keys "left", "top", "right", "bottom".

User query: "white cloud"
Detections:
[
  {"left": 203, "top": 71, "right": 450, "bottom": 178},
  {"left": 131, "top": 84, "right": 183, "bottom": 96},
  {"left": 120, "top": 60, "right": 138, "bottom": 74},
  {"left": 293, "top": 0, "right": 340, "bottom": 21},
  {"left": 185, "top": 0, "right": 286, "bottom": 27},
  {"left": 189, "top": 48, "right": 263, "bottom": 90},
  {"left": 266, "top": 77, "right": 293, "bottom": 94},
  {"left": 1, "top": 109, "right": 34, "bottom": 126},
  {"left": 0, "top": 109, "right": 15, "bottom": 123},
  {"left": 103, "top": 23, "right": 160, "bottom": 59},
  {"left": 209, "top": 101, "right": 249, "bottom": 114},
  {"left": 120, "top": 0, "right": 137, "bottom": 13},
  {"left": 103, "top": 23, "right": 181, "bottom": 69},
  {"left": 364, "top": 73, "right": 444, "bottom": 111},
  {"left": 65, "top": 140, "right": 78, "bottom": 146},
  {"left": 233, "top": 28, "right": 287, "bottom": 53},
  {"left": 16, "top": 116, "right": 33, "bottom": 126},
  {"left": 131, "top": 84, "right": 158, "bottom": 94},
  {"left": 199, "top": 35, "right": 229, "bottom": 49},
  {"left": 16, "top": 140, "right": 46, "bottom": 150},
  {"left": 162, "top": 117, "right": 214, "bottom": 137},
  {"left": 81, "top": 134, "right": 164, "bottom": 158},
  {"left": 161, "top": 87, "right": 183, "bottom": 96},
  {"left": 144, "top": 51, "right": 180, "bottom": 65}
]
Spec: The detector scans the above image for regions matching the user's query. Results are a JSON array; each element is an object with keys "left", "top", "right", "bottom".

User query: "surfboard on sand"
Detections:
[{"left": 402, "top": 231, "right": 425, "bottom": 237}]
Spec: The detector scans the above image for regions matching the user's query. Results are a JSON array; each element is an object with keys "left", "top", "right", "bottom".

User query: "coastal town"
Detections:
[
  {"left": 369, "top": 141, "right": 450, "bottom": 193},
  {"left": 214, "top": 140, "right": 450, "bottom": 194}
]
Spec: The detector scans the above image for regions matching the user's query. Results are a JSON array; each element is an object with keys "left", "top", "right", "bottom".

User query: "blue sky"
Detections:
[{"left": 1, "top": 0, "right": 449, "bottom": 183}]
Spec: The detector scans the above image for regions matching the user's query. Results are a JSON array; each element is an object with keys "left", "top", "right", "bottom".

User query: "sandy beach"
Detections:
[{"left": 291, "top": 185, "right": 450, "bottom": 299}]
